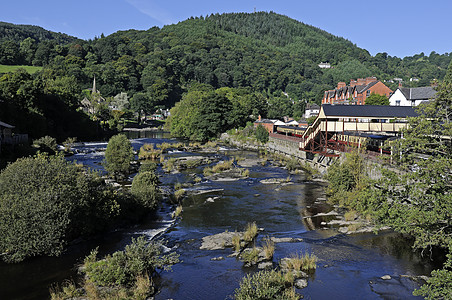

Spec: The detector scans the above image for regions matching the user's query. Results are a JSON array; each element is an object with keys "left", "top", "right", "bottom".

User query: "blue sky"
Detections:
[{"left": 1, "top": 0, "right": 451, "bottom": 58}]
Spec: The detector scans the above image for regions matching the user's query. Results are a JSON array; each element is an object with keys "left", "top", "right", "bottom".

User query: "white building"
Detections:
[
  {"left": 304, "top": 103, "right": 320, "bottom": 118},
  {"left": 389, "top": 86, "right": 437, "bottom": 106}
]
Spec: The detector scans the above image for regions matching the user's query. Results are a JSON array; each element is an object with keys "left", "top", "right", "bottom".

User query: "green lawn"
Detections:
[{"left": 0, "top": 65, "right": 43, "bottom": 74}]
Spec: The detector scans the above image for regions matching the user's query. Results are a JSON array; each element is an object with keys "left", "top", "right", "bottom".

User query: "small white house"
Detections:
[
  {"left": 389, "top": 87, "right": 437, "bottom": 106},
  {"left": 304, "top": 103, "right": 320, "bottom": 118}
]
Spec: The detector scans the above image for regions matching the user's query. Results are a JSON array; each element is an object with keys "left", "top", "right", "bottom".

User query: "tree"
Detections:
[
  {"left": 0, "top": 154, "right": 120, "bottom": 262},
  {"left": 365, "top": 93, "right": 389, "bottom": 105},
  {"left": 255, "top": 124, "right": 269, "bottom": 143},
  {"left": 131, "top": 171, "right": 160, "bottom": 210},
  {"left": 130, "top": 92, "right": 155, "bottom": 123},
  {"left": 370, "top": 61, "right": 452, "bottom": 299},
  {"left": 104, "top": 134, "right": 134, "bottom": 179}
]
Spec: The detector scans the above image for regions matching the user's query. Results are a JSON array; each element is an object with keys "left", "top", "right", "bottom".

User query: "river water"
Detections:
[{"left": 0, "top": 133, "right": 435, "bottom": 299}]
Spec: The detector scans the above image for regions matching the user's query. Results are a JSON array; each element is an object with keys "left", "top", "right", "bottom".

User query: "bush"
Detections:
[
  {"left": 104, "top": 134, "right": 134, "bottom": 179},
  {"left": 84, "top": 237, "right": 179, "bottom": 286},
  {"left": 139, "top": 161, "right": 157, "bottom": 173},
  {"left": 255, "top": 124, "right": 269, "bottom": 144},
  {"left": 33, "top": 135, "right": 58, "bottom": 154},
  {"left": 0, "top": 154, "right": 120, "bottom": 262},
  {"left": 130, "top": 171, "right": 160, "bottom": 210},
  {"left": 234, "top": 270, "right": 299, "bottom": 300}
]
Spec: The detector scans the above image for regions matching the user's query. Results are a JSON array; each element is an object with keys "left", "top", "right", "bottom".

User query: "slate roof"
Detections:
[
  {"left": 399, "top": 87, "right": 437, "bottom": 101},
  {"left": 322, "top": 104, "right": 418, "bottom": 118},
  {"left": 0, "top": 121, "right": 14, "bottom": 128}
]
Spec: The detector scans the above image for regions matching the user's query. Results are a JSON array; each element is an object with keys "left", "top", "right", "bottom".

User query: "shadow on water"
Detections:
[{"left": 0, "top": 135, "right": 439, "bottom": 300}]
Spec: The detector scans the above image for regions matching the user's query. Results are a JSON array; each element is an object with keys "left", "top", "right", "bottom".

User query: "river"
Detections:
[{"left": 0, "top": 133, "right": 436, "bottom": 299}]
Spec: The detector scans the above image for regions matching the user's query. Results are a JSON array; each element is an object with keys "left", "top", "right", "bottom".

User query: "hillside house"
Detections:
[
  {"left": 389, "top": 86, "right": 437, "bottom": 106},
  {"left": 321, "top": 77, "right": 393, "bottom": 105}
]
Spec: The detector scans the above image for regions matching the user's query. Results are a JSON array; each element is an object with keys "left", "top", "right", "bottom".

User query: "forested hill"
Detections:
[
  {"left": 0, "top": 12, "right": 451, "bottom": 111},
  {"left": 0, "top": 21, "right": 76, "bottom": 43}
]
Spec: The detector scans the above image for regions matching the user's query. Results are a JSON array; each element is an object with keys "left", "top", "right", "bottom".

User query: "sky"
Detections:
[{"left": 1, "top": 0, "right": 451, "bottom": 58}]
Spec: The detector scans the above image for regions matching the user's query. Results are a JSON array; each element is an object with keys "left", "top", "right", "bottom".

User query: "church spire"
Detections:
[{"left": 92, "top": 76, "right": 97, "bottom": 94}]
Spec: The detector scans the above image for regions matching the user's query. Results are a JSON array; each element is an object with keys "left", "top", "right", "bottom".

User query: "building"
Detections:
[
  {"left": 318, "top": 62, "right": 331, "bottom": 69},
  {"left": 304, "top": 103, "right": 320, "bottom": 118},
  {"left": 321, "top": 77, "right": 393, "bottom": 105},
  {"left": 300, "top": 104, "right": 418, "bottom": 156},
  {"left": 389, "top": 86, "right": 437, "bottom": 106},
  {"left": 254, "top": 116, "right": 275, "bottom": 133}
]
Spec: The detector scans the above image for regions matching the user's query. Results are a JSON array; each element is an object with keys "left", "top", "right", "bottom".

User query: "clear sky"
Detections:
[{"left": 1, "top": 0, "right": 451, "bottom": 58}]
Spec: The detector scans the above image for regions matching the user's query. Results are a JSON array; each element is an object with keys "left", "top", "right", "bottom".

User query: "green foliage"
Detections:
[
  {"left": 139, "top": 161, "right": 157, "bottom": 173},
  {"left": 234, "top": 270, "right": 299, "bottom": 300},
  {"left": 241, "top": 247, "right": 260, "bottom": 265},
  {"left": 255, "top": 124, "right": 269, "bottom": 144},
  {"left": 32, "top": 135, "right": 58, "bottom": 154},
  {"left": 104, "top": 134, "right": 134, "bottom": 179},
  {"left": 284, "top": 252, "right": 318, "bottom": 271},
  {"left": 243, "top": 222, "right": 258, "bottom": 242},
  {"left": 0, "top": 154, "right": 120, "bottom": 262},
  {"left": 365, "top": 93, "right": 389, "bottom": 105},
  {"left": 82, "top": 236, "right": 179, "bottom": 296},
  {"left": 130, "top": 171, "right": 160, "bottom": 210}
]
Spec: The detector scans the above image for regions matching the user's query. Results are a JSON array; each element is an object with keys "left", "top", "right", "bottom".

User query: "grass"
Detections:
[
  {"left": 139, "top": 143, "right": 162, "bottom": 160},
  {"left": 174, "top": 189, "right": 186, "bottom": 201},
  {"left": 243, "top": 222, "right": 258, "bottom": 242},
  {"left": 262, "top": 237, "right": 275, "bottom": 260},
  {"left": 344, "top": 210, "right": 357, "bottom": 221},
  {"left": 163, "top": 158, "right": 176, "bottom": 172},
  {"left": 173, "top": 205, "right": 183, "bottom": 218},
  {"left": 0, "top": 64, "right": 42, "bottom": 74},
  {"left": 241, "top": 247, "right": 260, "bottom": 265},
  {"left": 203, "top": 159, "right": 235, "bottom": 175},
  {"left": 194, "top": 176, "right": 202, "bottom": 184},
  {"left": 232, "top": 234, "right": 241, "bottom": 252},
  {"left": 284, "top": 251, "right": 318, "bottom": 271},
  {"left": 240, "top": 168, "right": 250, "bottom": 177}
]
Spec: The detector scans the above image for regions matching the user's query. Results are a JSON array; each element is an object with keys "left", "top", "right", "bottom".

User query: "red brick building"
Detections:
[
  {"left": 254, "top": 116, "right": 275, "bottom": 133},
  {"left": 321, "top": 77, "right": 393, "bottom": 105}
]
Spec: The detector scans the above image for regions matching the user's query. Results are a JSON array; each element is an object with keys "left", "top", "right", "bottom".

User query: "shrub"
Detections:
[
  {"left": 0, "top": 154, "right": 120, "bottom": 262},
  {"left": 82, "top": 237, "right": 179, "bottom": 297},
  {"left": 104, "top": 134, "right": 134, "bottom": 179},
  {"left": 84, "top": 237, "right": 179, "bottom": 284},
  {"left": 33, "top": 135, "right": 58, "bottom": 154},
  {"left": 241, "top": 247, "right": 260, "bottom": 265},
  {"left": 255, "top": 124, "right": 269, "bottom": 144},
  {"left": 130, "top": 171, "right": 160, "bottom": 210},
  {"left": 139, "top": 161, "right": 157, "bottom": 173},
  {"left": 234, "top": 270, "right": 299, "bottom": 300}
]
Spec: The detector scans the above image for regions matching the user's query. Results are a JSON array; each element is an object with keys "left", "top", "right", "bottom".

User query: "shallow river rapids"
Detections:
[{"left": 0, "top": 134, "right": 437, "bottom": 299}]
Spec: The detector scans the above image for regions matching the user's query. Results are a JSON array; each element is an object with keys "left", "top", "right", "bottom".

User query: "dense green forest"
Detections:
[{"left": 0, "top": 12, "right": 450, "bottom": 140}]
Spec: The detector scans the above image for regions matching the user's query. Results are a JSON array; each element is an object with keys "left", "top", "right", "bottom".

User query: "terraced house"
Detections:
[{"left": 321, "top": 77, "right": 393, "bottom": 105}]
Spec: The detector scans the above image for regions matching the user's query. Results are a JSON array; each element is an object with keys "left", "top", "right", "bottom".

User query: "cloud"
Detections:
[{"left": 125, "top": 0, "right": 175, "bottom": 25}]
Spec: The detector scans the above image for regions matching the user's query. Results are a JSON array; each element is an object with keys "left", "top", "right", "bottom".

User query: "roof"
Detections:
[
  {"left": 399, "top": 87, "right": 437, "bottom": 101},
  {"left": 321, "top": 104, "right": 418, "bottom": 118},
  {"left": 0, "top": 121, "right": 14, "bottom": 128}
]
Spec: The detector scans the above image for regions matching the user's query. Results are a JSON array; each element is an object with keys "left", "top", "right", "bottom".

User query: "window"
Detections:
[{"left": 395, "top": 100, "right": 400, "bottom": 106}]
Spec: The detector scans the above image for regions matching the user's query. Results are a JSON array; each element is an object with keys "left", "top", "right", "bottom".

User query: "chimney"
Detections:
[
  {"left": 365, "top": 77, "right": 377, "bottom": 85},
  {"left": 398, "top": 81, "right": 403, "bottom": 88},
  {"left": 350, "top": 80, "right": 357, "bottom": 87},
  {"left": 337, "top": 82, "right": 346, "bottom": 89},
  {"left": 357, "top": 78, "right": 366, "bottom": 85},
  {"left": 258, "top": 115, "right": 262, "bottom": 121}
]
